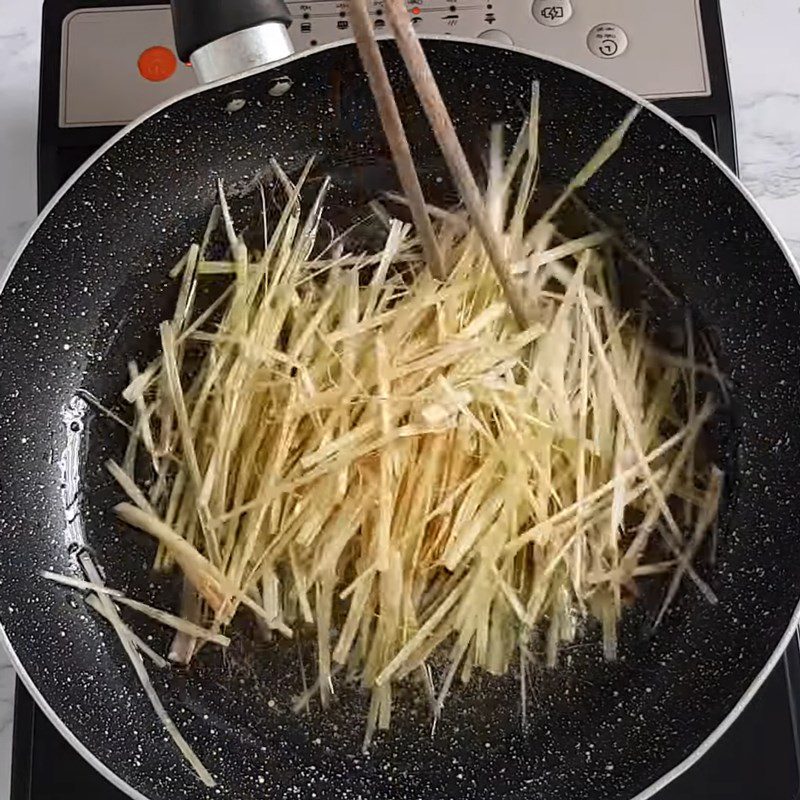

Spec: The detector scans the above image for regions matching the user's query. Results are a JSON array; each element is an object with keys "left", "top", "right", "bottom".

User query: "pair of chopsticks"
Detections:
[{"left": 348, "top": 0, "right": 529, "bottom": 327}]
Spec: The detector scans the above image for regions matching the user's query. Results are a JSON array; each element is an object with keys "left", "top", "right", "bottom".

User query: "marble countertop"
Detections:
[
  {"left": 0, "top": 3, "right": 41, "bottom": 794},
  {"left": 1, "top": 1, "right": 800, "bottom": 798}
]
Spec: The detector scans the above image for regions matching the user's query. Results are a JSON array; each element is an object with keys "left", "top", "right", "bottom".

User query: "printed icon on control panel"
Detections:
[
  {"left": 337, "top": 19, "right": 349, "bottom": 29},
  {"left": 300, "top": 21, "right": 311, "bottom": 32},
  {"left": 485, "top": 12, "right": 496, "bottom": 23},
  {"left": 443, "top": 13, "right": 458, "bottom": 25},
  {"left": 540, "top": 6, "right": 562, "bottom": 20},
  {"left": 599, "top": 40, "right": 617, "bottom": 56},
  {"left": 375, "top": 17, "right": 386, "bottom": 27}
]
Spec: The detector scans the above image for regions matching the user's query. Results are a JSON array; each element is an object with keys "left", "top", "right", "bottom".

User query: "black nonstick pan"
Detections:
[{"left": 2, "top": 8, "right": 800, "bottom": 800}]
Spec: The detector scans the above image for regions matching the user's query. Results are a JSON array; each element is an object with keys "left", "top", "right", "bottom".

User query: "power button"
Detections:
[{"left": 138, "top": 46, "right": 178, "bottom": 82}]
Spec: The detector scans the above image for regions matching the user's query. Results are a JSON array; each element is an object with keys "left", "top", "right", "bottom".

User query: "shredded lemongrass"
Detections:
[
  {"left": 42, "top": 571, "right": 230, "bottom": 646},
  {"left": 63, "top": 556, "right": 214, "bottom": 786},
  {"left": 70, "top": 96, "right": 723, "bottom": 762},
  {"left": 84, "top": 593, "right": 170, "bottom": 669}
]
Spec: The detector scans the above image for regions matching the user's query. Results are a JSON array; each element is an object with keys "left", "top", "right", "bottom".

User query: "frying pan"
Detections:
[{"left": 2, "top": 4, "right": 800, "bottom": 800}]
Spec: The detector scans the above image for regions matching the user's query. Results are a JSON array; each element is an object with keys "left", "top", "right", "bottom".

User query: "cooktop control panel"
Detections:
[{"left": 60, "top": 0, "right": 710, "bottom": 128}]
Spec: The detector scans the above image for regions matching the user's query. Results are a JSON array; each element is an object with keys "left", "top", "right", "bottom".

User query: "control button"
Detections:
[
  {"left": 532, "top": 0, "right": 573, "bottom": 27},
  {"left": 137, "top": 45, "right": 177, "bottom": 82},
  {"left": 587, "top": 23, "right": 628, "bottom": 58},
  {"left": 478, "top": 29, "right": 513, "bottom": 45}
]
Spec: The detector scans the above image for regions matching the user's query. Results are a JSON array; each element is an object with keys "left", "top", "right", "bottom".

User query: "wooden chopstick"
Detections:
[
  {"left": 349, "top": 0, "right": 445, "bottom": 280},
  {"left": 381, "top": 0, "right": 529, "bottom": 327}
]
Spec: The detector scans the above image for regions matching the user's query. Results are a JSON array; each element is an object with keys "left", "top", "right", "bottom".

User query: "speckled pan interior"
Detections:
[{"left": 1, "top": 39, "right": 799, "bottom": 800}]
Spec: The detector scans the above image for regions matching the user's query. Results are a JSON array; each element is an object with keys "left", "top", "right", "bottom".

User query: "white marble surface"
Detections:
[
  {"left": 1, "top": 1, "right": 800, "bottom": 797},
  {"left": 0, "top": 6, "right": 42, "bottom": 795}
]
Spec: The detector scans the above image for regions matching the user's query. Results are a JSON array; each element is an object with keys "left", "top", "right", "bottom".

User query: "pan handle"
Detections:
[{"left": 171, "top": 0, "right": 295, "bottom": 83}]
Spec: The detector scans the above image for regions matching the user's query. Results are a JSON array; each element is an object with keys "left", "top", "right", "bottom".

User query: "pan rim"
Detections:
[{"left": 2, "top": 33, "right": 799, "bottom": 800}]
